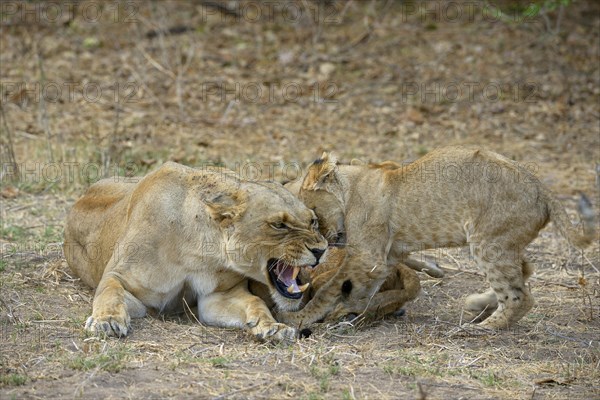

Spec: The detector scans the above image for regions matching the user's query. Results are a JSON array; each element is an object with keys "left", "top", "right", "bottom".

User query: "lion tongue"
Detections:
[
  {"left": 277, "top": 264, "right": 310, "bottom": 294},
  {"left": 277, "top": 265, "right": 298, "bottom": 285}
]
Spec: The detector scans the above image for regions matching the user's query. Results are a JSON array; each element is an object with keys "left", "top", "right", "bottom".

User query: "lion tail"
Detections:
[{"left": 547, "top": 192, "right": 596, "bottom": 249}]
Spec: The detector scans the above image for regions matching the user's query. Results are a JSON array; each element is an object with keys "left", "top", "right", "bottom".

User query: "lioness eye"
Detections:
[{"left": 271, "top": 221, "right": 288, "bottom": 230}]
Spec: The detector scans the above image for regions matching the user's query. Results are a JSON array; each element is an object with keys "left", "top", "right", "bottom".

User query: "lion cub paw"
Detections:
[
  {"left": 273, "top": 311, "right": 301, "bottom": 327},
  {"left": 457, "top": 322, "right": 497, "bottom": 336},
  {"left": 249, "top": 320, "right": 297, "bottom": 344},
  {"left": 85, "top": 310, "right": 131, "bottom": 338}
]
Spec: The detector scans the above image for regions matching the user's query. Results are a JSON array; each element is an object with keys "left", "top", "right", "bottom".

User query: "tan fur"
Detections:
[
  {"left": 250, "top": 247, "right": 421, "bottom": 321},
  {"left": 284, "top": 175, "right": 444, "bottom": 278},
  {"left": 278, "top": 146, "right": 596, "bottom": 330},
  {"left": 306, "top": 247, "right": 421, "bottom": 321},
  {"left": 64, "top": 162, "right": 327, "bottom": 342}
]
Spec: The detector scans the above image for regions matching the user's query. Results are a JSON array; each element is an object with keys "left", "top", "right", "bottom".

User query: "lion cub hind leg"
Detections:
[
  {"left": 464, "top": 261, "right": 534, "bottom": 324},
  {"left": 464, "top": 288, "right": 497, "bottom": 322},
  {"left": 473, "top": 255, "right": 534, "bottom": 329},
  {"left": 198, "top": 282, "right": 297, "bottom": 344},
  {"left": 86, "top": 275, "right": 145, "bottom": 337}
]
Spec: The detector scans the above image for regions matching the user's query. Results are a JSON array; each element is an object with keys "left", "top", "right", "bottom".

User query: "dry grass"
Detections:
[
  {"left": 1, "top": 240, "right": 598, "bottom": 399},
  {"left": 1, "top": 1, "right": 599, "bottom": 399}
]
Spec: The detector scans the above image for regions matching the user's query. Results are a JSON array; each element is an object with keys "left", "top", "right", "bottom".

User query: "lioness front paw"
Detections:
[
  {"left": 249, "top": 320, "right": 297, "bottom": 344},
  {"left": 85, "top": 311, "right": 131, "bottom": 337}
]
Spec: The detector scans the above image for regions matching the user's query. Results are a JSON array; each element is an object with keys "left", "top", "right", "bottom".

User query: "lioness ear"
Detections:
[
  {"left": 302, "top": 152, "right": 338, "bottom": 191},
  {"left": 205, "top": 190, "right": 247, "bottom": 226}
]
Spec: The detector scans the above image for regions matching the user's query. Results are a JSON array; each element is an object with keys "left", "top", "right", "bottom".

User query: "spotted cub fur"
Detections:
[{"left": 278, "top": 146, "right": 595, "bottom": 330}]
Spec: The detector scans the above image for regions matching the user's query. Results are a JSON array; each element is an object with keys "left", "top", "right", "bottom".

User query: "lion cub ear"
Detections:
[
  {"left": 302, "top": 152, "right": 338, "bottom": 191},
  {"left": 205, "top": 190, "right": 247, "bottom": 226}
]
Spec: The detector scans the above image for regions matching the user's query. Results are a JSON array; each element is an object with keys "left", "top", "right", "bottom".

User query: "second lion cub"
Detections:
[{"left": 279, "top": 146, "right": 595, "bottom": 330}]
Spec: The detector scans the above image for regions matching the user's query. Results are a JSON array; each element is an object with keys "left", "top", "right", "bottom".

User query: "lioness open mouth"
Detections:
[{"left": 267, "top": 259, "right": 310, "bottom": 299}]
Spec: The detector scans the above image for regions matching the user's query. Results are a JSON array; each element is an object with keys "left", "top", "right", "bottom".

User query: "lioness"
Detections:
[
  {"left": 64, "top": 162, "right": 327, "bottom": 342},
  {"left": 278, "top": 146, "right": 596, "bottom": 330}
]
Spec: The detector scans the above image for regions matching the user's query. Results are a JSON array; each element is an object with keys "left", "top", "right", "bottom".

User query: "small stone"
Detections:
[{"left": 319, "top": 62, "right": 336, "bottom": 77}]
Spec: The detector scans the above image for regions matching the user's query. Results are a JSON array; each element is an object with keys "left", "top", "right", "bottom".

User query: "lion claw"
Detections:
[
  {"left": 252, "top": 322, "right": 296, "bottom": 344},
  {"left": 85, "top": 315, "right": 130, "bottom": 337}
]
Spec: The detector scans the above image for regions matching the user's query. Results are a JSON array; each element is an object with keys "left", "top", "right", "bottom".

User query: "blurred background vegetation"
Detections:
[{"left": 1, "top": 0, "right": 598, "bottom": 196}]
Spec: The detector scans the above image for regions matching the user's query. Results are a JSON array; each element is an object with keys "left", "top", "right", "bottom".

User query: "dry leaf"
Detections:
[
  {"left": 535, "top": 377, "right": 575, "bottom": 386},
  {"left": 1, "top": 186, "right": 19, "bottom": 199}
]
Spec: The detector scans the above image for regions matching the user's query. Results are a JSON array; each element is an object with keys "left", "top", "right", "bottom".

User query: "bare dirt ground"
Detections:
[{"left": 1, "top": 1, "right": 599, "bottom": 399}]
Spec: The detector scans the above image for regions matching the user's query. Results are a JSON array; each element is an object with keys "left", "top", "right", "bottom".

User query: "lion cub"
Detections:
[
  {"left": 305, "top": 247, "right": 422, "bottom": 321},
  {"left": 278, "top": 146, "right": 596, "bottom": 330},
  {"left": 252, "top": 247, "right": 421, "bottom": 322}
]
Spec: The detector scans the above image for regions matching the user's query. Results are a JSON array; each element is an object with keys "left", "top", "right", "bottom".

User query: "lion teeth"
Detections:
[
  {"left": 292, "top": 266, "right": 300, "bottom": 280},
  {"left": 287, "top": 284, "right": 298, "bottom": 294},
  {"left": 287, "top": 282, "right": 310, "bottom": 294},
  {"left": 298, "top": 283, "right": 310, "bottom": 292}
]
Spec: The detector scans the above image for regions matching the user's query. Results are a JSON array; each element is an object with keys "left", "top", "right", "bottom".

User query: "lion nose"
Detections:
[{"left": 310, "top": 248, "right": 325, "bottom": 264}]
